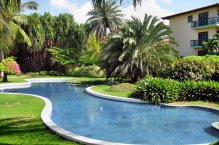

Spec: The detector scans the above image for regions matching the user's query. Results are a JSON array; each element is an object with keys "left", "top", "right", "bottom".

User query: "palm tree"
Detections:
[
  {"left": 101, "top": 14, "right": 179, "bottom": 82},
  {"left": 0, "top": 0, "right": 38, "bottom": 81},
  {"left": 86, "top": 0, "right": 124, "bottom": 37},
  {"left": 0, "top": 0, "right": 38, "bottom": 53},
  {"left": 92, "top": 0, "right": 142, "bottom": 7}
]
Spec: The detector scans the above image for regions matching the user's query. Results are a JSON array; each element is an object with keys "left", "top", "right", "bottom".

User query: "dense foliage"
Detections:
[
  {"left": 101, "top": 14, "right": 179, "bottom": 82},
  {"left": 13, "top": 13, "right": 89, "bottom": 72},
  {"left": 0, "top": 0, "right": 38, "bottom": 53},
  {"left": 133, "top": 76, "right": 219, "bottom": 104},
  {"left": 67, "top": 65, "right": 104, "bottom": 78},
  {"left": 133, "top": 76, "right": 181, "bottom": 104},
  {"left": 158, "top": 55, "right": 219, "bottom": 82},
  {"left": 180, "top": 81, "right": 219, "bottom": 102}
]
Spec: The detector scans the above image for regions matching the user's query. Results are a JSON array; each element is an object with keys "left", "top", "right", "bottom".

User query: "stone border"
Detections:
[
  {"left": 86, "top": 86, "right": 147, "bottom": 103},
  {"left": 0, "top": 78, "right": 130, "bottom": 145},
  {"left": 86, "top": 86, "right": 219, "bottom": 136}
]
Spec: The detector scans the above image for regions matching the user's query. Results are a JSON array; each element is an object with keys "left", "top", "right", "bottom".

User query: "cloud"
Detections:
[
  {"left": 122, "top": 0, "right": 174, "bottom": 24},
  {"left": 160, "top": 0, "right": 172, "bottom": 4},
  {"left": 49, "top": 0, "right": 174, "bottom": 24}
]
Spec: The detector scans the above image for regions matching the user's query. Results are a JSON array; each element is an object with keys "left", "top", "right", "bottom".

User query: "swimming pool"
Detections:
[{"left": 6, "top": 83, "right": 219, "bottom": 144}]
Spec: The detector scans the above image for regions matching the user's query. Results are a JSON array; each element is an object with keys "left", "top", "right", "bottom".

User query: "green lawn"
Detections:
[
  {"left": 91, "top": 83, "right": 135, "bottom": 98},
  {"left": 169, "top": 101, "right": 219, "bottom": 109},
  {"left": 0, "top": 94, "right": 78, "bottom": 145}
]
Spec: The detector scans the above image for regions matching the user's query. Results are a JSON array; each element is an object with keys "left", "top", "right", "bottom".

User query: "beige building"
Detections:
[{"left": 163, "top": 3, "right": 219, "bottom": 56}]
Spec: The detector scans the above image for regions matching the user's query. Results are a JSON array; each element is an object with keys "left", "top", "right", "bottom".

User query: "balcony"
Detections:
[
  {"left": 191, "top": 17, "right": 219, "bottom": 29},
  {"left": 190, "top": 40, "right": 207, "bottom": 48}
]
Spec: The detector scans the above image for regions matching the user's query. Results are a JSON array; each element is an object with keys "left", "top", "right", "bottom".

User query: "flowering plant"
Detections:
[{"left": 1, "top": 57, "right": 21, "bottom": 75}]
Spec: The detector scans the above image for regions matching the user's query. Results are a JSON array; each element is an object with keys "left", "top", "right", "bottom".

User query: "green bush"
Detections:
[
  {"left": 132, "top": 77, "right": 181, "bottom": 104},
  {"left": 67, "top": 65, "right": 104, "bottom": 78},
  {"left": 26, "top": 71, "right": 61, "bottom": 77},
  {"left": 170, "top": 60, "right": 214, "bottom": 82},
  {"left": 180, "top": 80, "right": 219, "bottom": 102}
]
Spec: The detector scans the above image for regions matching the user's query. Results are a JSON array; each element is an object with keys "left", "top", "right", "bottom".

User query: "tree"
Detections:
[
  {"left": 0, "top": 0, "right": 38, "bottom": 53},
  {"left": 86, "top": 0, "right": 124, "bottom": 37},
  {"left": 101, "top": 14, "right": 179, "bottom": 82},
  {"left": 203, "top": 33, "right": 219, "bottom": 53},
  {"left": 92, "top": 0, "right": 142, "bottom": 7}
]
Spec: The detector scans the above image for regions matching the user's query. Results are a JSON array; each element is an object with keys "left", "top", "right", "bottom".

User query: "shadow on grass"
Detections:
[
  {"left": 0, "top": 117, "right": 77, "bottom": 145},
  {"left": 0, "top": 117, "right": 45, "bottom": 137}
]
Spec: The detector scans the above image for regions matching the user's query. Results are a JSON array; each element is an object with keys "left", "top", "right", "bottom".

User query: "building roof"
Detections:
[{"left": 162, "top": 3, "right": 219, "bottom": 20}]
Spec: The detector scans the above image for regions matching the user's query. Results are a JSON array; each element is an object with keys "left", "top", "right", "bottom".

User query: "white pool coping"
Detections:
[
  {"left": 0, "top": 78, "right": 131, "bottom": 145},
  {"left": 86, "top": 86, "right": 147, "bottom": 104}
]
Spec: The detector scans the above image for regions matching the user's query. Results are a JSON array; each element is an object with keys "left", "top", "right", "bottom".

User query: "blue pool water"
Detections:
[{"left": 6, "top": 83, "right": 219, "bottom": 144}]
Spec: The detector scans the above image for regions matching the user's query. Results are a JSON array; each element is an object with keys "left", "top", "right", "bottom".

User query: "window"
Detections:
[
  {"left": 198, "top": 31, "right": 208, "bottom": 46},
  {"left": 199, "top": 12, "right": 209, "bottom": 26},
  {"left": 188, "top": 15, "right": 193, "bottom": 22}
]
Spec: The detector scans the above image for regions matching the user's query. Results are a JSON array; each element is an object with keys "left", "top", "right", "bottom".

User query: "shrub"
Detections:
[
  {"left": 132, "top": 77, "right": 181, "bottom": 104},
  {"left": 0, "top": 57, "right": 21, "bottom": 75},
  {"left": 67, "top": 65, "right": 104, "bottom": 78},
  {"left": 180, "top": 80, "right": 219, "bottom": 102},
  {"left": 170, "top": 60, "right": 214, "bottom": 82},
  {"left": 26, "top": 71, "right": 61, "bottom": 77}
]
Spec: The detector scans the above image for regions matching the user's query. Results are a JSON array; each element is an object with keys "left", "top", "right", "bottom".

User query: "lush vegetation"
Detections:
[
  {"left": 0, "top": 94, "right": 77, "bottom": 145},
  {"left": 132, "top": 76, "right": 181, "bottom": 103},
  {"left": 67, "top": 65, "right": 104, "bottom": 78},
  {"left": 101, "top": 14, "right": 179, "bottom": 82}
]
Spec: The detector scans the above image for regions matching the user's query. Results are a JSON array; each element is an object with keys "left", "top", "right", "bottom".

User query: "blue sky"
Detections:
[{"left": 23, "top": 0, "right": 219, "bottom": 23}]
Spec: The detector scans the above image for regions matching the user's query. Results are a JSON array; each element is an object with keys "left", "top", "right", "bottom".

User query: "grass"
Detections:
[
  {"left": 169, "top": 101, "right": 219, "bottom": 109},
  {"left": 0, "top": 94, "right": 78, "bottom": 145},
  {"left": 91, "top": 83, "right": 135, "bottom": 98}
]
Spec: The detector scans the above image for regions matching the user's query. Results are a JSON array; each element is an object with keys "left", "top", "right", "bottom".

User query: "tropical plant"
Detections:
[
  {"left": 101, "top": 14, "right": 179, "bottom": 82},
  {"left": 132, "top": 76, "right": 181, "bottom": 104},
  {"left": 92, "top": 0, "right": 142, "bottom": 7},
  {"left": 0, "top": 57, "right": 21, "bottom": 82},
  {"left": 0, "top": 0, "right": 38, "bottom": 53},
  {"left": 203, "top": 33, "right": 219, "bottom": 53},
  {"left": 86, "top": 0, "right": 124, "bottom": 37}
]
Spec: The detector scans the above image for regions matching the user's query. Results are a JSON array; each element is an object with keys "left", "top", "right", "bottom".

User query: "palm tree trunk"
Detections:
[{"left": 0, "top": 52, "right": 4, "bottom": 78}]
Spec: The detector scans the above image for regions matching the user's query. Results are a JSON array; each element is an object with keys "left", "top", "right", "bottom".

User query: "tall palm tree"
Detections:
[
  {"left": 0, "top": 0, "right": 38, "bottom": 53},
  {"left": 101, "top": 14, "right": 179, "bottom": 82},
  {"left": 92, "top": 0, "right": 142, "bottom": 7},
  {"left": 86, "top": 0, "right": 124, "bottom": 37},
  {"left": 0, "top": 0, "right": 38, "bottom": 80}
]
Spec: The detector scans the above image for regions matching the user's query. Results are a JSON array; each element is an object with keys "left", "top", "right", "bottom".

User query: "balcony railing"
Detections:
[
  {"left": 191, "top": 17, "right": 219, "bottom": 29},
  {"left": 190, "top": 40, "right": 208, "bottom": 48}
]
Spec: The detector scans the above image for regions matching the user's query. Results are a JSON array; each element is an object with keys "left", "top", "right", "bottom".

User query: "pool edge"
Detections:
[
  {"left": 0, "top": 78, "right": 131, "bottom": 145},
  {"left": 86, "top": 86, "right": 219, "bottom": 135}
]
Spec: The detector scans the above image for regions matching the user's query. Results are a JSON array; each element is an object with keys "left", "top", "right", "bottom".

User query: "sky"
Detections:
[{"left": 23, "top": 0, "right": 219, "bottom": 24}]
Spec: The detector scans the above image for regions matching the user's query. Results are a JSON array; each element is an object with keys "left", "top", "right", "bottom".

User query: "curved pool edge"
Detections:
[
  {"left": 86, "top": 86, "right": 219, "bottom": 135},
  {"left": 86, "top": 86, "right": 147, "bottom": 104},
  {"left": 0, "top": 78, "right": 131, "bottom": 145}
]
